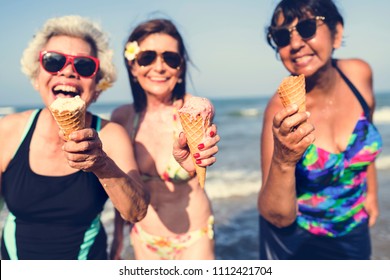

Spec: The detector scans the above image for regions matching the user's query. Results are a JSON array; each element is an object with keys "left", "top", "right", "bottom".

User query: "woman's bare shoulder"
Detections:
[
  {"left": 0, "top": 110, "right": 36, "bottom": 169},
  {"left": 111, "top": 104, "right": 135, "bottom": 125},
  {"left": 337, "top": 58, "right": 372, "bottom": 76},
  {"left": 0, "top": 110, "right": 35, "bottom": 136},
  {"left": 337, "top": 58, "right": 374, "bottom": 106},
  {"left": 264, "top": 92, "right": 284, "bottom": 119}
]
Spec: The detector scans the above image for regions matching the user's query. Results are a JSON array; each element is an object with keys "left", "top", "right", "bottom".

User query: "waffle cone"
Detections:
[
  {"left": 277, "top": 74, "right": 306, "bottom": 112},
  {"left": 178, "top": 112, "right": 210, "bottom": 188},
  {"left": 49, "top": 97, "right": 86, "bottom": 141}
]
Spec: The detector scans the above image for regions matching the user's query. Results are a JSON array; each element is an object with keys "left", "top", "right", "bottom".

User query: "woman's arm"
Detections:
[
  {"left": 365, "top": 163, "right": 379, "bottom": 227},
  {"left": 258, "top": 96, "right": 314, "bottom": 227},
  {"left": 62, "top": 121, "right": 149, "bottom": 223}
]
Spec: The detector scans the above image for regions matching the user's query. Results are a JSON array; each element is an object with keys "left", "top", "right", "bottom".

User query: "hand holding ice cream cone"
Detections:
[{"left": 177, "top": 96, "right": 216, "bottom": 188}]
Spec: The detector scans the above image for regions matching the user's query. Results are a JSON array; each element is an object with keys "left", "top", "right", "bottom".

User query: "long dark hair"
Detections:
[
  {"left": 266, "top": 0, "right": 344, "bottom": 49},
  {"left": 124, "top": 19, "right": 189, "bottom": 112}
]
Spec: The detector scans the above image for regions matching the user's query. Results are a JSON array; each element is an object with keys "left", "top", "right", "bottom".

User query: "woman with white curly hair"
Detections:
[{"left": 0, "top": 15, "right": 150, "bottom": 260}]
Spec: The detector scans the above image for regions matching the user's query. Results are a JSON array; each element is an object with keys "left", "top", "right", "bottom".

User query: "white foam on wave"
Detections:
[
  {"left": 374, "top": 107, "right": 390, "bottom": 124},
  {"left": 377, "top": 155, "right": 390, "bottom": 170},
  {"left": 0, "top": 106, "right": 15, "bottom": 118},
  {"left": 228, "top": 108, "right": 261, "bottom": 118},
  {"left": 205, "top": 170, "right": 262, "bottom": 199},
  {"left": 239, "top": 108, "right": 260, "bottom": 117},
  {"left": 97, "top": 113, "right": 111, "bottom": 120}
]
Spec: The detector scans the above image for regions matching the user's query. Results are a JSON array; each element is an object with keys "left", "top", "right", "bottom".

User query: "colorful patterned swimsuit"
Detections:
[{"left": 259, "top": 60, "right": 382, "bottom": 259}]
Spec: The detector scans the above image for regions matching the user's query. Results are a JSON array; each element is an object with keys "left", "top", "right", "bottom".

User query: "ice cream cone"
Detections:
[
  {"left": 178, "top": 96, "right": 214, "bottom": 188},
  {"left": 178, "top": 112, "right": 211, "bottom": 188},
  {"left": 49, "top": 96, "right": 86, "bottom": 141},
  {"left": 277, "top": 74, "right": 306, "bottom": 112}
]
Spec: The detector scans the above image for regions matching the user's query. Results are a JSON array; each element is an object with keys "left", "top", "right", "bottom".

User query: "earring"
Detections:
[
  {"left": 177, "top": 78, "right": 183, "bottom": 84},
  {"left": 133, "top": 77, "right": 138, "bottom": 83}
]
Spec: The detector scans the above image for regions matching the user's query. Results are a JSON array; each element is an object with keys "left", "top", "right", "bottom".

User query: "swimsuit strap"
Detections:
[
  {"left": 91, "top": 114, "right": 102, "bottom": 132},
  {"left": 131, "top": 112, "right": 141, "bottom": 143},
  {"left": 11, "top": 109, "right": 41, "bottom": 159},
  {"left": 332, "top": 59, "right": 371, "bottom": 120}
]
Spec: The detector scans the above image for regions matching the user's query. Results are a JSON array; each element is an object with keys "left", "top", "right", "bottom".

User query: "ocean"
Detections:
[{"left": 1, "top": 92, "right": 390, "bottom": 260}]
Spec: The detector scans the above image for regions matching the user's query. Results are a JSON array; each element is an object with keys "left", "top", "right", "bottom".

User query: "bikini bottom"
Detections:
[{"left": 131, "top": 215, "right": 214, "bottom": 260}]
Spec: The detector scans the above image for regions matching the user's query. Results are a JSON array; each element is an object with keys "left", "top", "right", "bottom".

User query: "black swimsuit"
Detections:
[{"left": 1, "top": 110, "right": 108, "bottom": 259}]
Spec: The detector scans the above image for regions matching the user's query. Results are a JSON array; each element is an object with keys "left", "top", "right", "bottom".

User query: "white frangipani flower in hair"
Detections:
[{"left": 124, "top": 41, "right": 140, "bottom": 61}]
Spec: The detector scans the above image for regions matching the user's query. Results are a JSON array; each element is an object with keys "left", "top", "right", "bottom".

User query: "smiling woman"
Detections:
[
  {"left": 0, "top": 15, "right": 150, "bottom": 260},
  {"left": 20, "top": 16, "right": 116, "bottom": 92},
  {"left": 258, "top": 0, "right": 383, "bottom": 260},
  {"left": 110, "top": 18, "right": 220, "bottom": 260}
]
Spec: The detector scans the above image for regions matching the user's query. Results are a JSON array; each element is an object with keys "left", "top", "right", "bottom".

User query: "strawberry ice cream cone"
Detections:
[{"left": 178, "top": 97, "right": 214, "bottom": 188}]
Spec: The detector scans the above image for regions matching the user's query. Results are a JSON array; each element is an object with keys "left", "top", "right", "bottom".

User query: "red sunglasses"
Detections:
[{"left": 39, "top": 51, "right": 100, "bottom": 78}]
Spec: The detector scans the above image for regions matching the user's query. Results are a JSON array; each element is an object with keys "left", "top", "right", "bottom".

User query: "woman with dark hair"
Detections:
[
  {"left": 258, "top": 0, "right": 382, "bottom": 259},
  {"left": 110, "top": 19, "right": 219, "bottom": 260},
  {"left": 123, "top": 19, "right": 188, "bottom": 113}
]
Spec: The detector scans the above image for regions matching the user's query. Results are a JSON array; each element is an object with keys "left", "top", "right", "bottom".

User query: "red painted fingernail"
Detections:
[
  {"left": 196, "top": 159, "right": 202, "bottom": 164},
  {"left": 198, "top": 143, "right": 205, "bottom": 150},
  {"left": 210, "top": 131, "right": 215, "bottom": 137},
  {"left": 194, "top": 153, "right": 200, "bottom": 158}
]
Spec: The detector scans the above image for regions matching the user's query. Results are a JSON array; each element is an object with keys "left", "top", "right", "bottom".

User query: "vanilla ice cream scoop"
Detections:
[{"left": 49, "top": 96, "right": 86, "bottom": 141}]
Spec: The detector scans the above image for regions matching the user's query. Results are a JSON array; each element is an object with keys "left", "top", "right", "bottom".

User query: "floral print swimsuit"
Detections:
[
  {"left": 296, "top": 60, "right": 382, "bottom": 237},
  {"left": 259, "top": 59, "right": 382, "bottom": 259},
  {"left": 130, "top": 107, "right": 213, "bottom": 259}
]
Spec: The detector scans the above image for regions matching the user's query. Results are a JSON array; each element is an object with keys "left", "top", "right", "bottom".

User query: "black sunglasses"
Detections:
[
  {"left": 39, "top": 51, "right": 100, "bottom": 78},
  {"left": 269, "top": 16, "right": 325, "bottom": 48},
  {"left": 136, "top": 50, "right": 182, "bottom": 69}
]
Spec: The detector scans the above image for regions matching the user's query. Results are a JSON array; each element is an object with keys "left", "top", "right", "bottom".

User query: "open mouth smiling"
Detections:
[{"left": 52, "top": 84, "right": 81, "bottom": 97}]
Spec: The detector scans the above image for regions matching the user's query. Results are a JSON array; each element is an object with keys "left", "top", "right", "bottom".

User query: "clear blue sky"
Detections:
[{"left": 1, "top": 0, "right": 389, "bottom": 106}]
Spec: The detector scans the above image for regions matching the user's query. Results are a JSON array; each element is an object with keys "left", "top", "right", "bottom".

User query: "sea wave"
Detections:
[
  {"left": 374, "top": 107, "right": 390, "bottom": 124},
  {"left": 377, "top": 155, "right": 390, "bottom": 170},
  {"left": 228, "top": 108, "right": 262, "bottom": 117},
  {"left": 205, "top": 170, "right": 261, "bottom": 199},
  {"left": 0, "top": 106, "right": 15, "bottom": 118}
]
